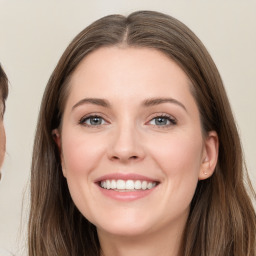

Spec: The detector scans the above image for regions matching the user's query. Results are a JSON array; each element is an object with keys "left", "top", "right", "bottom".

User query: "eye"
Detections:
[
  {"left": 148, "top": 115, "right": 177, "bottom": 126},
  {"left": 79, "top": 115, "right": 107, "bottom": 126}
]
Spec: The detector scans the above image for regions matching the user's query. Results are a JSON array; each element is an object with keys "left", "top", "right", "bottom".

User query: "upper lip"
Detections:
[{"left": 94, "top": 173, "right": 159, "bottom": 183}]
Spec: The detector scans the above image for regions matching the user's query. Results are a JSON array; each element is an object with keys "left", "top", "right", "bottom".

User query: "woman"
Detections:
[
  {"left": 0, "top": 64, "right": 8, "bottom": 177},
  {"left": 29, "top": 11, "right": 256, "bottom": 256}
]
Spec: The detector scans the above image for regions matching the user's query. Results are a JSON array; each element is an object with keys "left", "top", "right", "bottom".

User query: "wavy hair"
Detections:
[{"left": 28, "top": 11, "right": 256, "bottom": 256}]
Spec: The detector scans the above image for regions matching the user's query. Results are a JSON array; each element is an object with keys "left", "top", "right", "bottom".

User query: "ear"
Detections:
[
  {"left": 52, "top": 129, "right": 67, "bottom": 178},
  {"left": 52, "top": 129, "right": 61, "bottom": 151},
  {"left": 199, "top": 131, "right": 219, "bottom": 180}
]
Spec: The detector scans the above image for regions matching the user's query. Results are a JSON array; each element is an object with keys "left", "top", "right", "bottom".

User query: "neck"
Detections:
[{"left": 98, "top": 221, "right": 185, "bottom": 256}]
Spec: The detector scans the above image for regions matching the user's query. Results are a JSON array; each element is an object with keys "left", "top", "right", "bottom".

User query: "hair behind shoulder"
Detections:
[{"left": 28, "top": 10, "right": 256, "bottom": 256}]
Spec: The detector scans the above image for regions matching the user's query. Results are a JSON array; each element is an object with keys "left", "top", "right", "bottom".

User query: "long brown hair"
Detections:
[
  {"left": 0, "top": 64, "right": 8, "bottom": 116},
  {"left": 29, "top": 11, "right": 256, "bottom": 256}
]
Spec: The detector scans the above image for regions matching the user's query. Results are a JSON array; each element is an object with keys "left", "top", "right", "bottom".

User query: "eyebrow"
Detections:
[
  {"left": 72, "top": 97, "right": 187, "bottom": 112},
  {"left": 143, "top": 98, "right": 187, "bottom": 112},
  {"left": 72, "top": 98, "right": 111, "bottom": 110}
]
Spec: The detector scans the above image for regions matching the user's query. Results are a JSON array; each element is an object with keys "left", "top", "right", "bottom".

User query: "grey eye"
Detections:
[
  {"left": 81, "top": 116, "right": 106, "bottom": 126},
  {"left": 148, "top": 115, "right": 177, "bottom": 126},
  {"left": 150, "top": 117, "right": 170, "bottom": 126}
]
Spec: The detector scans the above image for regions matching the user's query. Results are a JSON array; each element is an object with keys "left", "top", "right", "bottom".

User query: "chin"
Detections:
[
  {"left": 97, "top": 222, "right": 152, "bottom": 238},
  {"left": 91, "top": 212, "right": 155, "bottom": 237}
]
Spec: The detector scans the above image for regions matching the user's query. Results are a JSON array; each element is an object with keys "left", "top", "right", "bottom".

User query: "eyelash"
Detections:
[
  {"left": 148, "top": 114, "right": 177, "bottom": 127},
  {"left": 79, "top": 114, "right": 107, "bottom": 127},
  {"left": 78, "top": 113, "right": 177, "bottom": 128}
]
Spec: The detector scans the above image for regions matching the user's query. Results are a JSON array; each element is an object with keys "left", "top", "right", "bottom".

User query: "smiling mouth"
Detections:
[{"left": 99, "top": 179, "right": 159, "bottom": 191}]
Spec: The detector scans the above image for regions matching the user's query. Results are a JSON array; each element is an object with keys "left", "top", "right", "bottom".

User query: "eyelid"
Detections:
[
  {"left": 79, "top": 113, "right": 109, "bottom": 127},
  {"left": 78, "top": 112, "right": 177, "bottom": 128},
  {"left": 146, "top": 113, "right": 177, "bottom": 126}
]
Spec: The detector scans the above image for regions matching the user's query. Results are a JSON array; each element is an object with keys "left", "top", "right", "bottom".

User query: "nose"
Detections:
[{"left": 107, "top": 123, "right": 145, "bottom": 163}]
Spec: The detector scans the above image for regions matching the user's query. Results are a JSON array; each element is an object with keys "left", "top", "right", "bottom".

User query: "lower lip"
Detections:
[{"left": 97, "top": 185, "right": 157, "bottom": 201}]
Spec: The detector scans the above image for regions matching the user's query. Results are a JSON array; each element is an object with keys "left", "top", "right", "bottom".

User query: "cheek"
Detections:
[
  {"left": 147, "top": 132, "right": 202, "bottom": 198},
  {"left": 151, "top": 133, "right": 202, "bottom": 171},
  {"left": 60, "top": 129, "right": 107, "bottom": 215},
  {"left": 61, "top": 128, "right": 106, "bottom": 177},
  {"left": 157, "top": 136, "right": 202, "bottom": 214}
]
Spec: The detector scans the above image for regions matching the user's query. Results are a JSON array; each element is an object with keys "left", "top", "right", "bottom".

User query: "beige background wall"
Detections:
[{"left": 0, "top": 1, "right": 255, "bottom": 255}]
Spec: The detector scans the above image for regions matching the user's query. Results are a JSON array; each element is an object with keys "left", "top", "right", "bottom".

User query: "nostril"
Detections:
[
  {"left": 110, "top": 155, "right": 139, "bottom": 161},
  {"left": 112, "top": 156, "right": 119, "bottom": 160}
]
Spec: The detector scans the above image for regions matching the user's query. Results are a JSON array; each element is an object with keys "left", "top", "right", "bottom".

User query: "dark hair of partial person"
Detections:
[
  {"left": 0, "top": 64, "right": 8, "bottom": 116},
  {"left": 28, "top": 10, "right": 256, "bottom": 256}
]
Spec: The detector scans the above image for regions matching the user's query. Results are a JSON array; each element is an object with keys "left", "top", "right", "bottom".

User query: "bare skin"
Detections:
[{"left": 55, "top": 47, "right": 218, "bottom": 256}]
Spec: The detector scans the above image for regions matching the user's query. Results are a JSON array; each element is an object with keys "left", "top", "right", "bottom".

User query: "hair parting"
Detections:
[{"left": 29, "top": 11, "right": 256, "bottom": 256}]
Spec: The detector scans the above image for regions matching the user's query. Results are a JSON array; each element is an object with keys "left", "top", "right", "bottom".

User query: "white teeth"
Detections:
[
  {"left": 147, "top": 182, "right": 153, "bottom": 189},
  {"left": 106, "top": 180, "right": 111, "bottom": 189},
  {"left": 134, "top": 180, "right": 142, "bottom": 189},
  {"left": 100, "top": 179, "right": 157, "bottom": 190},
  {"left": 141, "top": 181, "right": 147, "bottom": 190},
  {"left": 101, "top": 181, "right": 106, "bottom": 188},
  {"left": 125, "top": 180, "right": 135, "bottom": 189},
  {"left": 116, "top": 180, "right": 126, "bottom": 189},
  {"left": 111, "top": 180, "right": 117, "bottom": 189}
]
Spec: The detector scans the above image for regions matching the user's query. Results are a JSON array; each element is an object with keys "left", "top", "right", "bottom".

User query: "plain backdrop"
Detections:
[{"left": 0, "top": 1, "right": 255, "bottom": 255}]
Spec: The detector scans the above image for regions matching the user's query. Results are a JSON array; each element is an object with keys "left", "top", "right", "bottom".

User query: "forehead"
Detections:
[
  {"left": 68, "top": 46, "right": 192, "bottom": 99},
  {"left": 60, "top": 46, "right": 202, "bottom": 128}
]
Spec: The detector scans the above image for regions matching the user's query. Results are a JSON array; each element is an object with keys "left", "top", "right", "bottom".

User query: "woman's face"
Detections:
[
  {"left": 0, "top": 98, "right": 6, "bottom": 168},
  {"left": 56, "top": 47, "right": 218, "bottom": 238}
]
